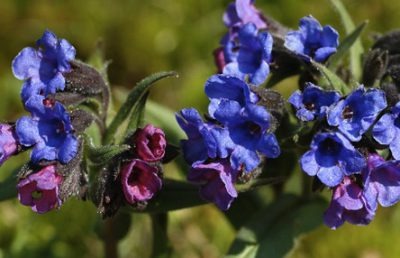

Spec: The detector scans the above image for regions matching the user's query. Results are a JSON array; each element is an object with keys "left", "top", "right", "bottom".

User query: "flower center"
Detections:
[
  {"left": 32, "top": 190, "right": 43, "bottom": 200},
  {"left": 342, "top": 106, "right": 354, "bottom": 120},
  {"left": 43, "top": 98, "right": 56, "bottom": 108},
  {"left": 320, "top": 137, "right": 340, "bottom": 155},
  {"left": 247, "top": 122, "right": 262, "bottom": 135},
  {"left": 304, "top": 102, "right": 315, "bottom": 111}
]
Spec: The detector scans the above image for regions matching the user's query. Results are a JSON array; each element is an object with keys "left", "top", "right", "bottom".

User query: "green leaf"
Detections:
[
  {"left": 123, "top": 179, "right": 206, "bottom": 213},
  {"left": 226, "top": 195, "right": 327, "bottom": 258},
  {"left": 104, "top": 71, "right": 178, "bottom": 144},
  {"left": 328, "top": 21, "right": 368, "bottom": 70},
  {"left": 85, "top": 135, "right": 131, "bottom": 165},
  {"left": 123, "top": 92, "right": 149, "bottom": 140},
  {"left": 329, "top": 0, "right": 364, "bottom": 80},
  {"left": 0, "top": 173, "right": 17, "bottom": 201},
  {"left": 311, "top": 61, "right": 350, "bottom": 94}
]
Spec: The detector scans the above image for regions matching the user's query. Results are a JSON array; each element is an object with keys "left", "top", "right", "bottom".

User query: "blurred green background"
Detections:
[{"left": 1, "top": 0, "right": 400, "bottom": 257}]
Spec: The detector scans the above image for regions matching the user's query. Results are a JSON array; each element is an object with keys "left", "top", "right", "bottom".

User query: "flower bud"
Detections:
[{"left": 134, "top": 124, "right": 166, "bottom": 162}]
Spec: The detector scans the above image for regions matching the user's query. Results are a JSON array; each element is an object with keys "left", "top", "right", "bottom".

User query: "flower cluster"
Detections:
[
  {"left": 201, "top": 0, "right": 400, "bottom": 229},
  {"left": 178, "top": 0, "right": 282, "bottom": 210},
  {"left": 290, "top": 72, "right": 400, "bottom": 229},
  {"left": 2, "top": 30, "right": 82, "bottom": 213}
]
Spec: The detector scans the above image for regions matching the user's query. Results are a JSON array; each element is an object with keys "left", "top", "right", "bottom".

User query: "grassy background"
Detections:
[{"left": 1, "top": 0, "right": 400, "bottom": 257}]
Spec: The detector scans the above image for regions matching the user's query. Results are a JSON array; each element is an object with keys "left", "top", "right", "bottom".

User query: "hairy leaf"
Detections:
[
  {"left": 104, "top": 71, "right": 178, "bottom": 144},
  {"left": 328, "top": 21, "right": 368, "bottom": 70},
  {"left": 329, "top": 0, "right": 364, "bottom": 80}
]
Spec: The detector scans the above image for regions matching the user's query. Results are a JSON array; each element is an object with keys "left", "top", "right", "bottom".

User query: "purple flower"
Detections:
[
  {"left": 363, "top": 154, "right": 400, "bottom": 207},
  {"left": 323, "top": 176, "right": 376, "bottom": 229},
  {"left": 223, "top": 23, "right": 273, "bottom": 86},
  {"left": 16, "top": 95, "right": 78, "bottom": 164},
  {"left": 284, "top": 15, "right": 339, "bottom": 62},
  {"left": 213, "top": 101, "right": 280, "bottom": 172},
  {"left": 373, "top": 102, "right": 400, "bottom": 159},
  {"left": 223, "top": 0, "right": 266, "bottom": 32},
  {"left": 205, "top": 75, "right": 258, "bottom": 118},
  {"left": 176, "top": 108, "right": 233, "bottom": 164},
  {"left": 12, "top": 30, "right": 76, "bottom": 102},
  {"left": 121, "top": 159, "right": 162, "bottom": 204},
  {"left": 17, "top": 165, "right": 63, "bottom": 214},
  {"left": 327, "top": 87, "right": 387, "bottom": 142},
  {"left": 134, "top": 124, "right": 166, "bottom": 162},
  {"left": 0, "top": 124, "right": 19, "bottom": 165},
  {"left": 288, "top": 82, "right": 341, "bottom": 121},
  {"left": 300, "top": 132, "right": 366, "bottom": 187},
  {"left": 188, "top": 160, "right": 238, "bottom": 210}
]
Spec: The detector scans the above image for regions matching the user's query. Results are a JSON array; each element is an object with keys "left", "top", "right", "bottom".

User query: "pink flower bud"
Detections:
[{"left": 134, "top": 124, "right": 166, "bottom": 162}]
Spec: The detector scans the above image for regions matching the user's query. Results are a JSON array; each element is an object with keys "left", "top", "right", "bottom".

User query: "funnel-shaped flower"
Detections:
[
  {"left": 223, "top": 23, "right": 273, "bottom": 85},
  {"left": 288, "top": 82, "right": 340, "bottom": 121},
  {"left": 284, "top": 15, "right": 339, "bottom": 62},
  {"left": 373, "top": 102, "right": 400, "bottom": 159},
  {"left": 328, "top": 87, "right": 387, "bottom": 142},
  {"left": 188, "top": 160, "right": 238, "bottom": 210},
  {"left": 17, "top": 165, "right": 63, "bottom": 214},
  {"left": 301, "top": 132, "right": 366, "bottom": 187},
  {"left": 16, "top": 95, "right": 78, "bottom": 164},
  {"left": 121, "top": 159, "right": 162, "bottom": 204},
  {"left": 323, "top": 176, "right": 376, "bottom": 229},
  {"left": 12, "top": 30, "right": 76, "bottom": 102}
]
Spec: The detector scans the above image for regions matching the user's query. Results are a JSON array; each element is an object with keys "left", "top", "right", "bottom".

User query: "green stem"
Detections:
[{"left": 151, "top": 213, "right": 170, "bottom": 258}]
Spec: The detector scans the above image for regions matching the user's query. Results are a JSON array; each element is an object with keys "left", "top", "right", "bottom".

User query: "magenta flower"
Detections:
[
  {"left": 0, "top": 124, "right": 19, "bottom": 166},
  {"left": 134, "top": 124, "right": 167, "bottom": 162},
  {"left": 17, "top": 165, "right": 63, "bottom": 214},
  {"left": 121, "top": 159, "right": 162, "bottom": 204}
]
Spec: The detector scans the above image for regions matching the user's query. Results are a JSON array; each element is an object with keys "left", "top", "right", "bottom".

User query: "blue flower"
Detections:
[
  {"left": 300, "top": 132, "right": 366, "bottom": 187},
  {"left": 323, "top": 176, "right": 376, "bottom": 229},
  {"left": 188, "top": 160, "right": 238, "bottom": 210},
  {"left": 363, "top": 154, "right": 400, "bottom": 207},
  {"left": 288, "top": 82, "right": 341, "bottom": 121},
  {"left": 213, "top": 101, "right": 280, "bottom": 172},
  {"left": 16, "top": 95, "right": 78, "bottom": 164},
  {"left": 12, "top": 30, "right": 76, "bottom": 102},
  {"left": 372, "top": 102, "right": 400, "bottom": 159},
  {"left": 223, "top": 0, "right": 266, "bottom": 32},
  {"left": 205, "top": 75, "right": 258, "bottom": 118},
  {"left": 223, "top": 23, "right": 273, "bottom": 85},
  {"left": 176, "top": 108, "right": 234, "bottom": 164},
  {"left": 327, "top": 87, "right": 387, "bottom": 142},
  {"left": 284, "top": 15, "right": 339, "bottom": 62}
]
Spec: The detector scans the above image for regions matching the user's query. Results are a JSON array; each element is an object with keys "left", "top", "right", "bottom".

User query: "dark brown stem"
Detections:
[{"left": 104, "top": 217, "right": 119, "bottom": 258}]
